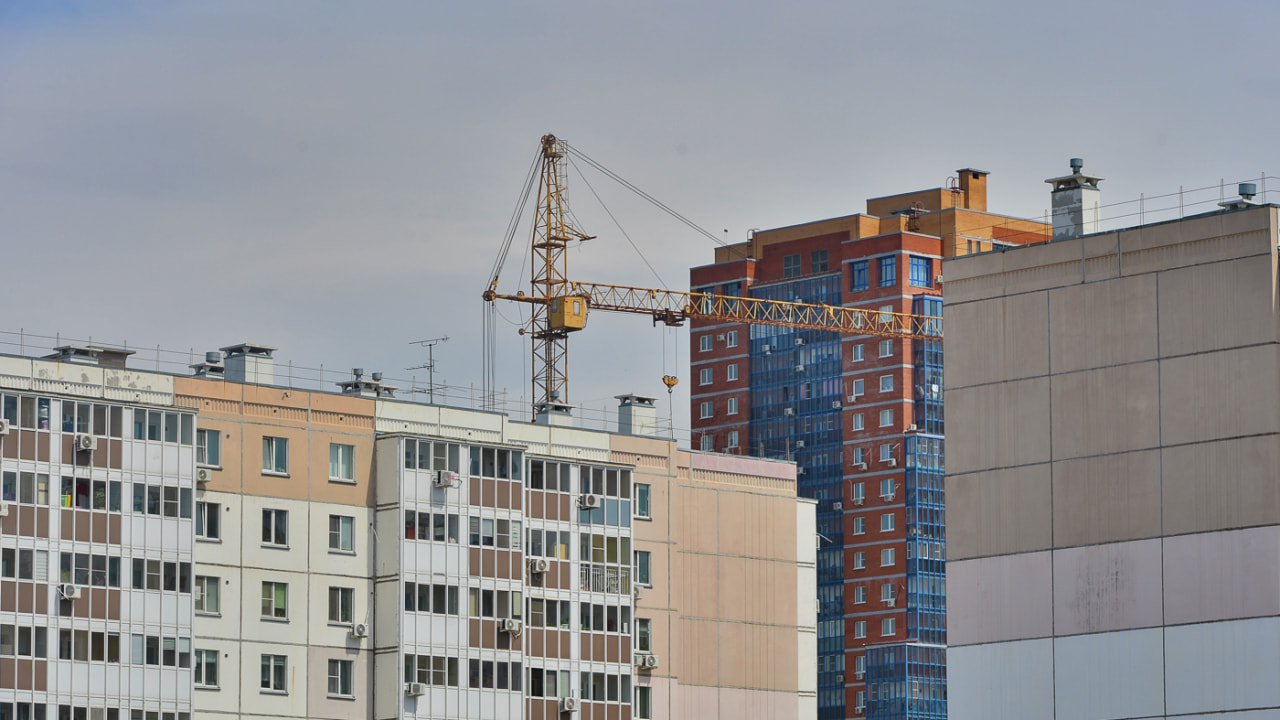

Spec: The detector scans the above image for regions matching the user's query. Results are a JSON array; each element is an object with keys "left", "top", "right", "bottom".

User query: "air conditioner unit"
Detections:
[
  {"left": 882, "top": 493, "right": 896, "bottom": 502},
  {"left": 795, "top": 440, "right": 806, "bottom": 448},
  {"left": 855, "top": 670, "right": 865, "bottom": 680},
  {"left": 832, "top": 401, "right": 842, "bottom": 409},
  {"left": 196, "top": 468, "right": 211, "bottom": 484},
  {"left": 761, "top": 344, "right": 771, "bottom": 352},
  {"left": 887, "top": 459, "right": 897, "bottom": 468},
  {"left": 853, "top": 497, "right": 864, "bottom": 506},
  {"left": 499, "top": 618, "right": 523, "bottom": 634},
  {"left": 0, "top": 418, "right": 9, "bottom": 435},
  {"left": 907, "top": 424, "right": 918, "bottom": 432},
  {"left": 783, "top": 408, "right": 794, "bottom": 416},
  {"left": 529, "top": 557, "right": 550, "bottom": 574},
  {"left": 434, "top": 470, "right": 460, "bottom": 488},
  {"left": 716, "top": 334, "right": 726, "bottom": 342},
  {"left": 832, "top": 502, "right": 842, "bottom": 511},
  {"left": 847, "top": 395, "right": 859, "bottom": 404},
  {"left": 406, "top": 682, "right": 427, "bottom": 696},
  {"left": 350, "top": 623, "right": 369, "bottom": 638},
  {"left": 886, "top": 598, "right": 897, "bottom": 607},
  {"left": 75, "top": 434, "right": 97, "bottom": 451},
  {"left": 854, "top": 462, "right": 868, "bottom": 471},
  {"left": 0, "top": 501, "right": 8, "bottom": 518},
  {"left": 936, "top": 274, "right": 943, "bottom": 283},
  {"left": 559, "top": 697, "right": 580, "bottom": 713},
  {"left": 795, "top": 338, "right": 805, "bottom": 346},
  {"left": 836, "top": 673, "right": 844, "bottom": 684},
  {"left": 58, "top": 584, "right": 81, "bottom": 600},
  {"left": 579, "top": 494, "right": 601, "bottom": 510},
  {"left": 795, "top": 365, "right": 805, "bottom": 373},
  {"left": 635, "top": 653, "right": 660, "bottom": 669},
  {"left": 855, "top": 705, "right": 866, "bottom": 714},
  {"left": 633, "top": 585, "right": 644, "bottom": 600}
]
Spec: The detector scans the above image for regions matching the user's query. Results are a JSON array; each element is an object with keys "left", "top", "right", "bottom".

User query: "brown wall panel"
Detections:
[
  {"left": 74, "top": 512, "right": 90, "bottom": 543},
  {"left": 33, "top": 660, "right": 45, "bottom": 691},
  {"left": 0, "top": 657, "right": 12, "bottom": 689},
  {"left": 109, "top": 439, "right": 122, "bottom": 469},
  {"left": 470, "top": 479, "right": 481, "bottom": 506},
  {"left": 59, "top": 509, "right": 73, "bottom": 540},
  {"left": 108, "top": 515, "right": 121, "bottom": 544},
  {"left": 16, "top": 658, "right": 31, "bottom": 691},
  {"left": 0, "top": 582, "right": 14, "bottom": 612},
  {"left": 1, "top": 433, "right": 15, "bottom": 459},
  {"left": 90, "top": 514, "right": 106, "bottom": 544},
  {"left": 529, "top": 491, "right": 543, "bottom": 520},
  {"left": 108, "top": 590, "right": 120, "bottom": 620},
  {"left": 469, "top": 549, "right": 480, "bottom": 577},
  {"left": 468, "top": 619, "right": 481, "bottom": 648},
  {"left": 36, "top": 510, "right": 47, "bottom": 540},
  {"left": 15, "top": 507, "right": 33, "bottom": 536},
  {"left": 20, "top": 433, "right": 34, "bottom": 460},
  {"left": 17, "top": 584, "right": 31, "bottom": 614},
  {"left": 36, "top": 434, "right": 48, "bottom": 463},
  {"left": 34, "top": 585, "right": 46, "bottom": 615},
  {"left": 510, "top": 485, "right": 521, "bottom": 511},
  {"left": 607, "top": 635, "right": 618, "bottom": 664},
  {"left": 496, "top": 480, "right": 509, "bottom": 510}
]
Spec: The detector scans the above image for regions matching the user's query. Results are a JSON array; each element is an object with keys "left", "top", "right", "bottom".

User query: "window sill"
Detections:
[
  {"left": 197, "top": 464, "right": 223, "bottom": 471},
  {"left": 262, "top": 471, "right": 290, "bottom": 478},
  {"left": 327, "top": 693, "right": 356, "bottom": 701},
  {"left": 327, "top": 621, "right": 355, "bottom": 628},
  {"left": 328, "top": 477, "right": 357, "bottom": 485},
  {"left": 261, "top": 616, "right": 290, "bottom": 623},
  {"left": 633, "top": 515, "right": 652, "bottom": 522},
  {"left": 328, "top": 549, "right": 356, "bottom": 557},
  {"left": 195, "top": 685, "right": 220, "bottom": 691},
  {"left": 261, "top": 543, "right": 290, "bottom": 551},
  {"left": 260, "top": 689, "right": 289, "bottom": 696},
  {"left": 195, "top": 611, "right": 222, "bottom": 618},
  {"left": 195, "top": 537, "right": 222, "bottom": 544}
]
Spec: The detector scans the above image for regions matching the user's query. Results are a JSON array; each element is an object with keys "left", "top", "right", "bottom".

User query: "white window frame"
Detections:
[
  {"left": 852, "top": 379, "right": 864, "bottom": 398},
  {"left": 881, "top": 513, "right": 895, "bottom": 532},
  {"left": 262, "top": 436, "right": 289, "bottom": 476},
  {"left": 851, "top": 344, "right": 864, "bottom": 362},
  {"left": 327, "top": 658, "right": 355, "bottom": 698},
  {"left": 634, "top": 550, "right": 652, "bottom": 586},
  {"left": 195, "top": 648, "right": 219, "bottom": 688},
  {"left": 852, "top": 482, "right": 865, "bottom": 503},
  {"left": 329, "top": 443, "right": 355, "bottom": 482},
  {"left": 635, "top": 618, "right": 652, "bottom": 652},
  {"left": 881, "top": 548, "right": 895, "bottom": 567},
  {"left": 195, "top": 575, "right": 220, "bottom": 615},
  {"left": 726, "top": 331, "right": 738, "bottom": 348},
  {"left": 882, "top": 583, "right": 896, "bottom": 601},
  {"left": 879, "top": 375, "right": 894, "bottom": 393},
  {"left": 699, "top": 368, "right": 713, "bottom": 386},
  {"left": 700, "top": 435, "right": 713, "bottom": 451},
  {"left": 852, "top": 413, "right": 864, "bottom": 431},
  {"left": 879, "top": 409, "right": 893, "bottom": 427},
  {"left": 329, "top": 515, "right": 355, "bottom": 553},
  {"left": 196, "top": 501, "right": 220, "bottom": 541},
  {"left": 853, "top": 516, "right": 865, "bottom": 535},
  {"left": 727, "top": 431, "right": 739, "bottom": 448},
  {"left": 196, "top": 428, "right": 221, "bottom": 468},
  {"left": 635, "top": 483, "right": 651, "bottom": 519},
  {"left": 726, "top": 363, "right": 738, "bottom": 382},
  {"left": 881, "top": 618, "right": 896, "bottom": 637},
  {"left": 262, "top": 581, "right": 288, "bottom": 620},
  {"left": 262, "top": 509, "right": 288, "bottom": 547},
  {"left": 853, "top": 586, "right": 866, "bottom": 604},
  {"left": 699, "top": 401, "right": 713, "bottom": 419},
  {"left": 853, "top": 552, "right": 865, "bottom": 570},
  {"left": 699, "top": 335, "right": 713, "bottom": 352},
  {"left": 727, "top": 397, "right": 738, "bottom": 415},
  {"left": 261, "top": 653, "right": 288, "bottom": 692},
  {"left": 854, "top": 621, "right": 866, "bottom": 639},
  {"left": 880, "top": 443, "right": 894, "bottom": 463},
  {"left": 879, "top": 339, "right": 893, "bottom": 358},
  {"left": 328, "top": 586, "right": 355, "bottom": 625},
  {"left": 635, "top": 686, "right": 653, "bottom": 719}
]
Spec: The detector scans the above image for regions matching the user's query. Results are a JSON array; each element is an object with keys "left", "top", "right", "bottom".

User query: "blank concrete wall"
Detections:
[
  {"left": 1053, "top": 628, "right": 1165, "bottom": 720},
  {"left": 948, "top": 639, "right": 1053, "bottom": 720}
]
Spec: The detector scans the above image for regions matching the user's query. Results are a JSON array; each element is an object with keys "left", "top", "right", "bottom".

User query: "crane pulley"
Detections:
[{"left": 482, "top": 134, "right": 944, "bottom": 416}]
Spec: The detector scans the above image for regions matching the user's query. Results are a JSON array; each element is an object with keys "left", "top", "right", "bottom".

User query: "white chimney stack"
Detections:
[
  {"left": 616, "top": 394, "right": 659, "bottom": 436},
  {"left": 1045, "top": 158, "right": 1104, "bottom": 240},
  {"left": 221, "top": 343, "right": 276, "bottom": 385}
]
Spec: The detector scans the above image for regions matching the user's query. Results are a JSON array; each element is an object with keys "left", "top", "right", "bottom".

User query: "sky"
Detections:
[{"left": 1, "top": 0, "right": 1277, "bottom": 440}]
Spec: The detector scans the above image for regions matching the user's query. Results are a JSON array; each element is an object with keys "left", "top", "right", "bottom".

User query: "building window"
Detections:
[
  {"left": 634, "top": 550, "right": 651, "bottom": 586},
  {"left": 727, "top": 397, "right": 738, "bottom": 415},
  {"left": 881, "top": 548, "right": 895, "bottom": 566},
  {"left": 880, "top": 375, "right": 894, "bottom": 392},
  {"left": 854, "top": 586, "right": 866, "bottom": 603},
  {"left": 635, "top": 686, "right": 652, "bottom": 719},
  {"left": 852, "top": 379, "right": 864, "bottom": 398},
  {"left": 853, "top": 517, "right": 865, "bottom": 535},
  {"left": 195, "top": 649, "right": 219, "bottom": 688},
  {"left": 262, "top": 437, "right": 289, "bottom": 475},
  {"left": 700, "top": 435, "right": 713, "bottom": 451},
  {"left": 196, "top": 428, "right": 221, "bottom": 467},
  {"left": 195, "top": 502, "right": 220, "bottom": 541},
  {"left": 261, "top": 582, "right": 288, "bottom": 620},
  {"left": 699, "top": 402, "right": 713, "bottom": 419},
  {"left": 329, "top": 515, "right": 355, "bottom": 553},
  {"left": 635, "top": 484, "right": 651, "bottom": 519},
  {"left": 726, "top": 331, "right": 738, "bottom": 348},
  {"left": 910, "top": 256, "right": 933, "bottom": 287},
  {"left": 854, "top": 621, "right": 866, "bottom": 639},
  {"left": 195, "top": 576, "right": 220, "bottom": 615},
  {"left": 878, "top": 256, "right": 896, "bottom": 287},
  {"left": 853, "top": 552, "right": 865, "bottom": 570},
  {"left": 880, "top": 443, "right": 894, "bottom": 463},
  {"left": 852, "top": 413, "right": 864, "bottom": 431},
  {"left": 727, "top": 363, "right": 738, "bottom": 381},
  {"left": 881, "top": 513, "right": 895, "bottom": 532},
  {"left": 853, "top": 447, "right": 867, "bottom": 465},
  {"left": 262, "top": 509, "right": 288, "bottom": 547},
  {"left": 880, "top": 478, "right": 894, "bottom": 497},
  {"left": 727, "top": 431, "right": 739, "bottom": 448},
  {"left": 699, "top": 368, "right": 713, "bottom": 385},
  {"left": 881, "top": 618, "right": 896, "bottom": 636},
  {"left": 882, "top": 583, "right": 896, "bottom": 602},
  {"left": 879, "top": 339, "right": 893, "bottom": 358},
  {"left": 699, "top": 335, "right": 713, "bottom": 352},
  {"left": 329, "top": 443, "right": 355, "bottom": 482},
  {"left": 261, "top": 654, "right": 287, "bottom": 692},
  {"left": 783, "top": 254, "right": 802, "bottom": 278},
  {"left": 329, "top": 587, "right": 355, "bottom": 624},
  {"left": 328, "top": 659, "right": 354, "bottom": 698},
  {"left": 879, "top": 409, "right": 894, "bottom": 427},
  {"left": 635, "top": 618, "right": 652, "bottom": 652},
  {"left": 851, "top": 261, "right": 869, "bottom": 291},
  {"left": 851, "top": 344, "right": 864, "bottom": 362},
  {"left": 856, "top": 690, "right": 865, "bottom": 713},
  {"left": 811, "top": 250, "right": 829, "bottom": 273},
  {"left": 852, "top": 482, "right": 865, "bottom": 503}
]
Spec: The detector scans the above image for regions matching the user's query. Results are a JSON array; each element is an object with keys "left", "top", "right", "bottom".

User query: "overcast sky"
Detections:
[{"left": 1, "top": 1, "right": 1276, "bottom": 439}]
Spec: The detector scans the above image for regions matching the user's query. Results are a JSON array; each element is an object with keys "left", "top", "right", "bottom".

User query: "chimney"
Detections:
[
  {"left": 43, "top": 345, "right": 135, "bottom": 369},
  {"left": 956, "top": 169, "right": 989, "bottom": 211},
  {"left": 336, "top": 369, "right": 398, "bottom": 398},
  {"left": 1045, "top": 158, "right": 1104, "bottom": 240},
  {"left": 534, "top": 392, "right": 574, "bottom": 427},
  {"left": 191, "top": 351, "right": 225, "bottom": 380},
  {"left": 221, "top": 343, "right": 276, "bottom": 385},
  {"left": 616, "top": 394, "right": 659, "bottom": 436}
]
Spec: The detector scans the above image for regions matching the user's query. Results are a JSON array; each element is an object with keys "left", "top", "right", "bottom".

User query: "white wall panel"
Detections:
[
  {"left": 1163, "top": 526, "right": 1280, "bottom": 625},
  {"left": 1054, "top": 539, "right": 1164, "bottom": 636},
  {"left": 948, "top": 552, "right": 1052, "bottom": 646},
  {"left": 1165, "top": 617, "right": 1280, "bottom": 715},
  {"left": 948, "top": 639, "right": 1053, "bottom": 720},
  {"left": 1054, "top": 628, "right": 1164, "bottom": 720}
]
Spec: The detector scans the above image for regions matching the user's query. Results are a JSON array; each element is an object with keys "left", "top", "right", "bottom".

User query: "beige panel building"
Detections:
[{"left": 943, "top": 191, "right": 1280, "bottom": 719}]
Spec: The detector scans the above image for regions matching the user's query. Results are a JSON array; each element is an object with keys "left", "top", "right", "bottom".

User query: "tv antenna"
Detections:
[{"left": 407, "top": 336, "right": 449, "bottom": 404}]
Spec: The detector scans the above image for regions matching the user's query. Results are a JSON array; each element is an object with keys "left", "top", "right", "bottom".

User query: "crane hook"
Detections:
[{"left": 662, "top": 375, "right": 679, "bottom": 394}]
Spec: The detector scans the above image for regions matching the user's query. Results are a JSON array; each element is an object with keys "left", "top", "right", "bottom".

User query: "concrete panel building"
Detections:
[
  {"left": 944, "top": 190, "right": 1280, "bottom": 718},
  {"left": 0, "top": 341, "right": 816, "bottom": 720}
]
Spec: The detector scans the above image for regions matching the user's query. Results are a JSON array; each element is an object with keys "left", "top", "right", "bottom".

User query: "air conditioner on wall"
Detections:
[
  {"left": 579, "top": 494, "right": 602, "bottom": 510},
  {"left": 0, "top": 501, "right": 8, "bottom": 518},
  {"left": 0, "top": 418, "right": 9, "bottom": 435},
  {"left": 434, "top": 470, "right": 460, "bottom": 488},
  {"left": 887, "top": 459, "right": 897, "bottom": 468},
  {"left": 75, "top": 434, "right": 97, "bottom": 451},
  {"left": 499, "top": 618, "right": 523, "bottom": 634},
  {"left": 560, "top": 697, "right": 580, "bottom": 713},
  {"left": 406, "top": 682, "right": 426, "bottom": 696},
  {"left": 58, "top": 584, "right": 81, "bottom": 600},
  {"left": 196, "top": 468, "right": 211, "bottom": 484},
  {"left": 529, "top": 558, "right": 550, "bottom": 574},
  {"left": 350, "top": 623, "right": 369, "bottom": 638}
]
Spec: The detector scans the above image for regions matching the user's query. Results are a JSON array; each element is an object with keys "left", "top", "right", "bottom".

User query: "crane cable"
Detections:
[{"left": 568, "top": 155, "right": 668, "bottom": 289}]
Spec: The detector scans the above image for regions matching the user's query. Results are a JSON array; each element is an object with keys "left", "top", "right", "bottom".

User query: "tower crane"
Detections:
[{"left": 482, "top": 134, "right": 944, "bottom": 415}]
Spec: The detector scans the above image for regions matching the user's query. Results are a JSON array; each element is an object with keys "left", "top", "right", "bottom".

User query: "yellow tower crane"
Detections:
[{"left": 482, "top": 134, "right": 944, "bottom": 415}]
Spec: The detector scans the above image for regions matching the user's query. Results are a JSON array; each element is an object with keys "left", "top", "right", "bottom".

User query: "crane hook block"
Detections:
[{"left": 662, "top": 375, "right": 679, "bottom": 392}]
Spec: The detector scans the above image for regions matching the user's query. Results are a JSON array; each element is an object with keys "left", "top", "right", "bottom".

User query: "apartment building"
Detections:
[
  {"left": 689, "top": 170, "right": 1048, "bottom": 720},
  {"left": 943, "top": 187, "right": 1280, "bottom": 718},
  {"left": 0, "top": 341, "right": 815, "bottom": 720}
]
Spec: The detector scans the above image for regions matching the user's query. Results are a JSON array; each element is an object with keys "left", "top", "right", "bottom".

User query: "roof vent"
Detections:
[
  {"left": 191, "top": 351, "right": 225, "bottom": 380},
  {"left": 43, "top": 345, "right": 134, "bottom": 369},
  {"left": 337, "top": 370, "right": 397, "bottom": 398},
  {"left": 1045, "top": 158, "right": 1104, "bottom": 240},
  {"left": 1220, "top": 182, "right": 1260, "bottom": 210},
  {"left": 221, "top": 343, "right": 276, "bottom": 385}
]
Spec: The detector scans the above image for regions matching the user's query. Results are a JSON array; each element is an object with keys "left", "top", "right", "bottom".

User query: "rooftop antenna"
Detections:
[{"left": 407, "top": 336, "right": 450, "bottom": 405}]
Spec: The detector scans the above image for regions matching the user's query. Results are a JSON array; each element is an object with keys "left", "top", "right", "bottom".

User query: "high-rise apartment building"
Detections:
[
  {"left": 0, "top": 341, "right": 816, "bottom": 720},
  {"left": 690, "top": 171, "right": 1048, "bottom": 720},
  {"left": 944, "top": 190, "right": 1280, "bottom": 718}
]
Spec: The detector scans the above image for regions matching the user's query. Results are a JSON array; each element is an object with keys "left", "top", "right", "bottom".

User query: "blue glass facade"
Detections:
[
  {"left": 747, "top": 274, "right": 846, "bottom": 719},
  {"left": 868, "top": 295, "right": 946, "bottom": 720}
]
